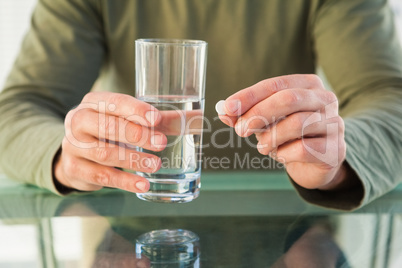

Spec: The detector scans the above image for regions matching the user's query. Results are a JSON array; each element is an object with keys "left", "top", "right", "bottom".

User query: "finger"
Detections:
[
  {"left": 235, "top": 88, "right": 338, "bottom": 137},
  {"left": 63, "top": 138, "right": 162, "bottom": 173},
  {"left": 256, "top": 112, "right": 335, "bottom": 155},
  {"left": 81, "top": 92, "right": 162, "bottom": 127},
  {"left": 155, "top": 109, "right": 204, "bottom": 135},
  {"left": 218, "top": 114, "right": 238, "bottom": 127},
  {"left": 68, "top": 109, "right": 167, "bottom": 151},
  {"left": 274, "top": 137, "right": 342, "bottom": 166},
  {"left": 224, "top": 74, "right": 324, "bottom": 116},
  {"left": 62, "top": 156, "right": 151, "bottom": 193}
]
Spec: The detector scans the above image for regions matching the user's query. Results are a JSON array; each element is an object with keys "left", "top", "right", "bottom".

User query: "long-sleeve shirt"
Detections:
[{"left": 1, "top": 0, "right": 401, "bottom": 210}]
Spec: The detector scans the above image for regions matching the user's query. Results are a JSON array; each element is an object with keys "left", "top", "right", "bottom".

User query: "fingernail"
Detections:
[
  {"left": 244, "top": 129, "right": 252, "bottom": 137},
  {"left": 145, "top": 110, "right": 158, "bottom": 125},
  {"left": 257, "top": 142, "right": 269, "bottom": 149},
  {"left": 225, "top": 99, "right": 241, "bottom": 115},
  {"left": 151, "top": 134, "right": 164, "bottom": 148},
  {"left": 235, "top": 120, "right": 245, "bottom": 136},
  {"left": 257, "top": 142, "right": 264, "bottom": 154},
  {"left": 136, "top": 181, "right": 149, "bottom": 192}
]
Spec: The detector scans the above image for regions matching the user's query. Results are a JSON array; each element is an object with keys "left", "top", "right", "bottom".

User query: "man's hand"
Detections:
[
  {"left": 219, "top": 74, "right": 349, "bottom": 190},
  {"left": 54, "top": 92, "right": 167, "bottom": 193}
]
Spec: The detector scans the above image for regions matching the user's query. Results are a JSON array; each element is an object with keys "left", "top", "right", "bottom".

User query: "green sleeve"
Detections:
[
  {"left": 294, "top": 0, "right": 402, "bottom": 210},
  {"left": 0, "top": 0, "right": 105, "bottom": 194}
]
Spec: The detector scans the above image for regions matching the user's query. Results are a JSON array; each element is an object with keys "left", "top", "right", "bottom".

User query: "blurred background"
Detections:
[{"left": 0, "top": 0, "right": 36, "bottom": 88}]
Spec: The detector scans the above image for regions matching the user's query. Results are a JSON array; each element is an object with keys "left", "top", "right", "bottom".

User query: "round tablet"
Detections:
[{"left": 215, "top": 100, "right": 226, "bottom": 115}]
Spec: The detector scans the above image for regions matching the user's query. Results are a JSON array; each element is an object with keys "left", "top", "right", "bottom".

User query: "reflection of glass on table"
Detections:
[{"left": 136, "top": 229, "right": 200, "bottom": 267}]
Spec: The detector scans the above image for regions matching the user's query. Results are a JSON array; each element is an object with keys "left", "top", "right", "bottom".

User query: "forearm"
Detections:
[
  {"left": 342, "top": 87, "right": 402, "bottom": 205},
  {"left": 0, "top": 0, "right": 104, "bottom": 193}
]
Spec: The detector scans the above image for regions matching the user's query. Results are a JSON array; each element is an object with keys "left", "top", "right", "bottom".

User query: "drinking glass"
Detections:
[{"left": 135, "top": 39, "right": 207, "bottom": 203}]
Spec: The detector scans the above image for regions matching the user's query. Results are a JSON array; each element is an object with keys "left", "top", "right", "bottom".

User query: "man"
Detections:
[{"left": 1, "top": 0, "right": 401, "bottom": 210}]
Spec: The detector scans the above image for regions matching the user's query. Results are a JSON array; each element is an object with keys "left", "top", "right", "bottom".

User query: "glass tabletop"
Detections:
[{"left": 1, "top": 171, "right": 402, "bottom": 267}]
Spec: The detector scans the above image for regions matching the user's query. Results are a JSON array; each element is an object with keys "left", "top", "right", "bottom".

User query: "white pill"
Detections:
[{"left": 215, "top": 100, "right": 226, "bottom": 115}]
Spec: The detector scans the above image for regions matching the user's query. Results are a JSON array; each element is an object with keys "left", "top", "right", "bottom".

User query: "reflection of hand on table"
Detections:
[
  {"left": 272, "top": 224, "right": 346, "bottom": 268},
  {"left": 58, "top": 195, "right": 151, "bottom": 268},
  {"left": 91, "top": 229, "right": 151, "bottom": 268},
  {"left": 92, "top": 252, "right": 150, "bottom": 268}
]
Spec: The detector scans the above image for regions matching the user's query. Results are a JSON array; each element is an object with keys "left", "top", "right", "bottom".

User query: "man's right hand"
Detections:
[{"left": 54, "top": 92, "right": 167, "bottom": 193}]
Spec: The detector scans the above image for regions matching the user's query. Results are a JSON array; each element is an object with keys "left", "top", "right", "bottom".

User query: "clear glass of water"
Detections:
[{"left": 135, "top": 39, "right": 207, "bottom": 203}]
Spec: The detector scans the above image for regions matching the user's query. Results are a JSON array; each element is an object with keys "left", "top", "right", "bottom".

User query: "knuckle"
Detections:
[
  {"left": 325, "top": 90, "right": 338, "bottom": 103},
  {"left": 65, "top": 108, "right": 81, "bottom": 129},
  {"left": 263, "top": 77, "right": 289, "bottom": 92},
  {"left": 92, "top": 170, "right": 112, "bottom": 186},
  {"left": 82, "top": 92, "right": 96, "bottom": 102},
  {"left": 244, "top": 88, "right": 258, "bottom": 104},
  {"left": 94, "top": 147, "right": 111, "bottom": 162},
  {"left": 289, "top": 113, "right": 305, "bottom": 131},
  {"left": 306, "top": 74, "right": 323, "bottom": 88},
  {"left": 103, "top": 117, "right": 117, "bottom": 137},
  {"left": 66, "top": 107, "right": 87, "bottom": 133},
  {"left": 62, "top": 155, "right": 78, "bottom": 175},
  {"left": 64, "top": 110, "right": 74, "bottom": 129},
  {"left": 108, "top": 93, "right": 125, "bottom": 105},
  {"left": 335, "top": 116, "right": 345, "bottom": 133},
  {"left": 71, "top": 110, "right": 86, "bottom": 130},
  {"left": 281, "top": 90, "right": 300, "bottom": 106}
]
